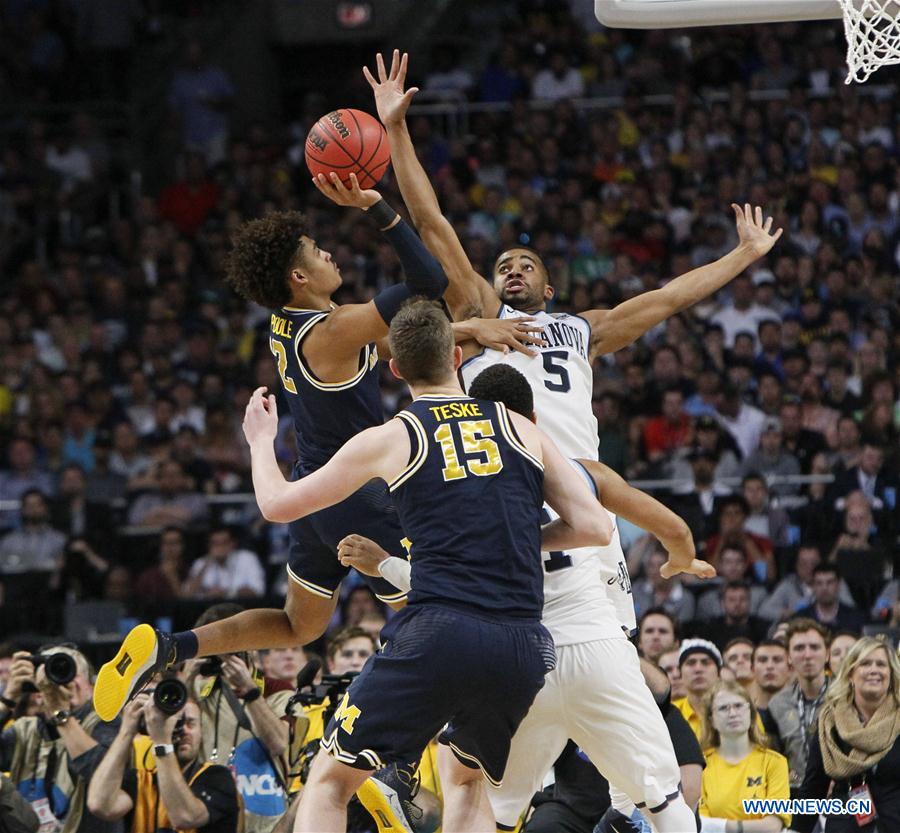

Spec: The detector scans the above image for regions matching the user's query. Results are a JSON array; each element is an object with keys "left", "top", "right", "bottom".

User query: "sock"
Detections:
[{"left": 172, "top": 631, "right": 199, "bottom": 664}]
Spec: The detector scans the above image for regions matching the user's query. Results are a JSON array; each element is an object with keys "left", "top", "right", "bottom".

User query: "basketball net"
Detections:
[{"left": 838, "top": 0, "right": 900, "bottom": 82}]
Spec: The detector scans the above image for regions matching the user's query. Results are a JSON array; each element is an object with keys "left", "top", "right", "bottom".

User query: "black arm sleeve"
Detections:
[
  {"left": 374, "top": 216, "right": 448, "bottom": 313},
  {"left": 792, "top": 732, "right": 830, "bottom": 833}
]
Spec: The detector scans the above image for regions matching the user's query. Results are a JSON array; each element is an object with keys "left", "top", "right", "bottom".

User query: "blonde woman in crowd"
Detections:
[
  {"left": 795, "top": 636, "right": 900, "bottom": 833},
  {"left": 698, "top": 680, "right": 790, "bottom": 832}
]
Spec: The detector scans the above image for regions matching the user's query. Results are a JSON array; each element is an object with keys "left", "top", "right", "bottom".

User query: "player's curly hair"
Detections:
[
  {"left": 225, "top": 211, "right": 309, "bottom": 309},
  {"left": 468, "top": 364, "right": 534, "bottom": 420}
]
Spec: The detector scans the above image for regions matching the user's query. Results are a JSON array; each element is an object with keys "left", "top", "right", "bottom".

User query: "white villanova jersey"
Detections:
[
  {"left": 460, "top": 305, "right": 636, "bottom": 643},
  {"left": 460, "top": 305, "right": 598, "bottom": 462}
]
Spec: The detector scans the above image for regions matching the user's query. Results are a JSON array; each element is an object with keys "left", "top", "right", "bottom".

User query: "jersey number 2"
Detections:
[
  {"left": 269, "top": 338, "right": 297, "bottom": 395},
  {"left": 542, "top": 351, "right": 571, "bottom": 393},
  {"left": 434, "top": 420, "right": 503, "bottom": 482}
]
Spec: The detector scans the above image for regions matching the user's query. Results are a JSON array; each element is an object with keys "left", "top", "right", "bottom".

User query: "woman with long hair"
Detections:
[
  {"left": 698, "top": 680, "right": 790, "bottom": 832},
  {"left": 795, "top": 636, "right": 900, "bottom": 832}
]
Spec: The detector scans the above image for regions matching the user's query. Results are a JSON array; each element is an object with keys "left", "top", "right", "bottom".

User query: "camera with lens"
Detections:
[
  {"left": 25, "top": 653, "right": 77, "bottom": 687},
  {"left": 137, "top": 679, "right": 189, "bottom": 738},
  {"left": 196, "top": 656, "right": 222, "bottom": 677},
  {"left": 286, "top": 664, "right": 358, "bottom": 783}
]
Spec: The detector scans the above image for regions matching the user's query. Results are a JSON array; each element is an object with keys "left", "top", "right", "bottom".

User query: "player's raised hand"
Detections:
[
  {"left": 732, "top": 203, "right": 783, "bottom": 259},
  {"left": 337, "top": 534, "right": 391, "bottom": 577},
  {"left": 363, "top": 49, "right": 419, "bottom": 127},
  {"left": 242, "top": 387, "right": 278, "bottom": 447},
  {"left": 465, "top": 317, "right": 545, "bottom": 357},
  {"left": 312, "top": 172, "right": 381, "bottom": 210}
]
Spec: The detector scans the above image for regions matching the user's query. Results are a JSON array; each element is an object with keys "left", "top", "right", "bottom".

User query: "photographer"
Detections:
[
  {"left": 191, "top": 605, "right": 292, "bottom": 833},
  {"left": 0, "top": 646, "right": 118, "bottom": 833},
  {"left": 88, "top": 690, "right": 239, "bottom": 833}
]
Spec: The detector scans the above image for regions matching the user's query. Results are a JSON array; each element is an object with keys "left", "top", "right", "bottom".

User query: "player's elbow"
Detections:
[
  {"left": 591, "top": 514, "right": 614, "bottom": 547},
  {"left": 259, "top": 498, "right": 292, "bottom": 525}
]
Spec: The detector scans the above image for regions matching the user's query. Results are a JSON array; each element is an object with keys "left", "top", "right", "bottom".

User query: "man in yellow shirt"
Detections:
[{"left": 672, "top": 639, "right": 722, "bottom": 740}]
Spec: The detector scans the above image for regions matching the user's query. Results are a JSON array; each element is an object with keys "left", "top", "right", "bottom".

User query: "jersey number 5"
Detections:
[
  {"left": 434, "top": 420, "right": 503, "bottom": 482},
  {"left": 542, "top": 351, "right": 571, "bottom": 393}
]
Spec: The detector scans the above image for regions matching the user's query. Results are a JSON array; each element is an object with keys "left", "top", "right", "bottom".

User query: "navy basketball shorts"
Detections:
[
  {"left": 320, "top": 603, "right": 556, "bottom": 786},
  {"left": 287, "top": 468, "right": 407, "bottom": 604}
]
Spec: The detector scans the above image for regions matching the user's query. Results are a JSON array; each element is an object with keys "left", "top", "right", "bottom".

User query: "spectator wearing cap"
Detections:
[
  {"left": 696, "top": 580, "right": 770, "bottom": 650},
  {"left": 759, "top": 545, "right": 856, "bottom": 623},
  {"left": 794, "top": 565, "right": 867, "bottom": 634},
  {"left": 741, "top": 416, "right": 802, "bottom": 496},
  {"left": 779, "top": 399, "right": 827, "bottom": 473},
  {"left": 711, "top": 273, "right": 780, "bottom": 349},
  {"left": 672, "top": 639, "right": 723, "bottom": 740},
  {"left": 752, "top": 267, "right": 788, "bottom": 315},
  {"left": 742, "top": 473, "right": 790, "bottom": 547},
  {"left": 696, "top": 544, "right": 770, "bottom": 620}
]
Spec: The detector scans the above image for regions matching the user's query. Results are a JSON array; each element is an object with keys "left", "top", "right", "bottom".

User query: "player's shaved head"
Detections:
[
  {"left": 468, "top": 365, "right": 535, "bottom": 420},
  {"left": 389, "top": 299, "right": 455, "bottom": 386}
]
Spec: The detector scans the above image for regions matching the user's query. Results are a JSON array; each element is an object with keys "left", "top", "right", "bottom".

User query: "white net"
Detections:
[{"left": 838, "top": 0, "right": 900, "bottom": 82}]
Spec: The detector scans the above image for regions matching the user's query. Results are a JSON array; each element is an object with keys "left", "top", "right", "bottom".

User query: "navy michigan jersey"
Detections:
[
  {"left": 269, "top": 307, "right": 383, "bottom": 472},
  {"left": 389, "top": 395, "right": 545, "bottom": 620}
]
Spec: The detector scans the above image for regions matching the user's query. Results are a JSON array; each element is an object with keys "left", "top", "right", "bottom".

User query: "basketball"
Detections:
[{"left": 305, "top": 108, "right": 390, "bottom": 189}]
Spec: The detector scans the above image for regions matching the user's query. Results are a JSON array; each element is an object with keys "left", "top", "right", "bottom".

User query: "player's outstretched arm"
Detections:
[
  {"left": 510, "top": 413, "right": 613, "bottom": 550},
  {"left": 242, "top": 387, "right": 409, "bottom": 523},
  {"left": 576, "top": 459, "right": 716, "bottom": 580},
  {"left": 364, "top": 50, "right": 500, "bottom": 320},
  {"left": 581, "top": 204, "right": 782, "bottom": 358},
  {"left": 308, "top": 171, "right": 448, "bottom": 354}
]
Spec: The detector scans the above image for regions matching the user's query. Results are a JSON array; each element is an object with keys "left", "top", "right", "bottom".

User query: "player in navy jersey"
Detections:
[{"left": 209, "top": 301, "right": 613, "bottom": 831}]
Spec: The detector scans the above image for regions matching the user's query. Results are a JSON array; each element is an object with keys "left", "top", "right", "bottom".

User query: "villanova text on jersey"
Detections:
[
  {"left": 460, "top": 306, "right": 598, "bottom": 462},
  {"left": 388, "top": 396, "right": 545, "bottom": 620},
  {"left": 539, "top": 317, "right": 588, "bottom": 359},
  {"left": 269, "top": 307, "right": 383, "bottom": 472}
]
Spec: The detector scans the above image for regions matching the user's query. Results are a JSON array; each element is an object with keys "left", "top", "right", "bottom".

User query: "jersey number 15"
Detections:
[{"left": 434, "top": 420, "right": 503, "bottom": 482}]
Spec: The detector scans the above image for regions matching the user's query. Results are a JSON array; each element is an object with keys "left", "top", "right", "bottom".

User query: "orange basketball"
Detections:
[{"left": 305, "top": 108, "right": 391, "bottom": 189}]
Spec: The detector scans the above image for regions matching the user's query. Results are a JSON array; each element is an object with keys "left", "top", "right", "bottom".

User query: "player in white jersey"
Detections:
[{"left": 363, "top": 51, "right": 783, "bottom": 831}]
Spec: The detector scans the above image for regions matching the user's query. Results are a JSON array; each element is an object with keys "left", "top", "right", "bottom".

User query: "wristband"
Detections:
[
  {"left": 367, "top": 199, "right": 399, "bottom": 231},
  {"left": 240, "top": 687, "right": 262, "bottom": 704},
  {"left": 378, "top": 556, "right": 412, "bottom": 593},
  {"left": 154, "top": 743, "right": 175, "bottom": 758}
]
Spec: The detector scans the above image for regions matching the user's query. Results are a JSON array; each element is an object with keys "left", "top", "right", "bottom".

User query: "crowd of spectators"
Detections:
[{"left": 0, "top": 0, "right": 899, "bottom": 828}]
